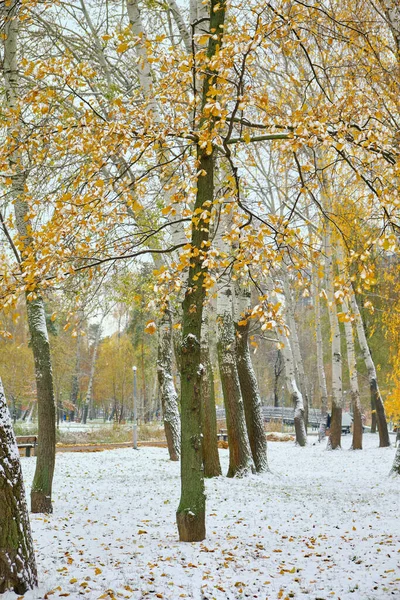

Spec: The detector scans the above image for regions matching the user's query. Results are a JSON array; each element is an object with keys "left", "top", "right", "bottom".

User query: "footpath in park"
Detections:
[{"left": 6, "top": 433, "right": 400, "bottom": 600}]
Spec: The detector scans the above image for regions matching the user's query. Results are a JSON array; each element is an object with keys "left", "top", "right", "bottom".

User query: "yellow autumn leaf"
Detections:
[
  {"left": 117, "top": 42, "right": 129, "bottom": 53},
  {"left": 144, "top": 321, "right": 156, "bottom": 335}
]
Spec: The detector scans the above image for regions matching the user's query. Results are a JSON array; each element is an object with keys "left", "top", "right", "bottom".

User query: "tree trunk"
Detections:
[
  {"left": 3, "top": 0, "right": 56, "bottom": 514},
  {"left": 350, "top": 290, "right": 390, "bottom": 447},
  {"left": 371, "top": 400, "right": 377, "bottom": 434},
  {"left": 217, "top": 308, "right": 255, "bottom": 476},
  {"left": 273, "top": 350, "right": 283, "bottom": 407},
  {"left": 0, "top": 380, "right": 38, "bottom": 594},
  {"left": 313, "top": 271, "right": 329, "bottom": 441},
  {"left": 390, "top": 444, "right": 400, "bottom": 476},
  {"left": 235, "top": 284, "right": 268, "bottom": 473},
  {"left": 280, "top": 331, "right": 307, "bottom": 446},
  {"left": 176, "top": 0, "right": 226, "bottom": 542},
  {"left": 325, "top": 232, "right": 342, "bottom": 450},
  {"left": 83, "top": 323, "right": 101, "bottom": 425},
  {"left": 282, "top": 273, "right": 310, "bottom": 431},
  {"left": 342, "top": 300, "right": 363, "bottom": 450},
  {"left": 157, "top": 309, "right": 180, "bottom": 461},
  {"left": 216, "top": 218, "right": 254, "bottom": 477},
  {"left": 176, "top": 155, "right": 212, "bottom": 541},
  {"left": 200, "top": 303, "right": 221, "bottom": 477},
  {"left": 270, "top": 281, "right": 307, "bottom": 445}
]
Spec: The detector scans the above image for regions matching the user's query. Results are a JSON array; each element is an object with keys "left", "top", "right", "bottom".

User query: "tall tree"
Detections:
[
  {"left": 2, "top": 0, "right": 56, "bottom": 513},
  {"left": 176, "top": 0, "right": 226, "bottom": 542}
]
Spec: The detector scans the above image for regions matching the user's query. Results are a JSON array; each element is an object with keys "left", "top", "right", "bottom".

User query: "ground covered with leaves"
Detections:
[{"left": 7, "top": 434, "right": 400, "bottom": 600}]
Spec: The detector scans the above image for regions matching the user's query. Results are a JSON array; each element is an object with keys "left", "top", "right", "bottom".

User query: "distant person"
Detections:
[{"left": 326, "top": 412, "right": 331, "bottom": 431}]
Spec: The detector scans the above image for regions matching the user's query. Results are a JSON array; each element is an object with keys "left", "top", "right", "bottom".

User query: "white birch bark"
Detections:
[
  {"left": 157, "top": 309, "right": 181, "bottom": 461},
  {"left": 281, "top": 271, "right": 310, "bottom": 427},
  {"left": 234, "top": 280, "right": 268, "bottom": 472},
  {"left": 216, "top": 212, "right": 254, "bottom": 476},
  {"left": 341, "top": 298, "right": 363, "bottom": 450},
  {"left": 269, "top": 284, "right": 307, "bottom": 446},
  {"left": 325, "top": 229, "right": 343, "bottom": 450},
  {"left": 313, "top": 271, "right": 329, "bottom": 441},
  {"left": 83, "top": 322, "right": 102, "bottom": 424},
  {"left": 349, "top": 288, "right": 390, "bottom": 447}
]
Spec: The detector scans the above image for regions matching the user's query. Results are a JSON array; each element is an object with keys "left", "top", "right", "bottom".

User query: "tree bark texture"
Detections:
[
  {"left": 200, "top": 303, "right": 221, "bottom": 477},
  {"left": 83, "top": 323, "right": 101, "bottom": 425},
  {"left": 271, "top": 285, "right": 307, "bottom": 446},
  {"left": 325, "top": 233, "right": 342, "bottom": 450},
  {"left": 350, "top": 290, "right": 390, "bottom": 447},
  {"left": 235, "top": 285, "right": 268, "bottom": 472},
  {"left": 177, "top": 0, "right": 226, "bottom": 540},
  {"left": 313, "top": 273, "right": 329, "bottom": 441},
  {"left": 3, "top": 0, "right": 56, "bottom": 513},
  {"left": 342, "top": 300, "right": 363, "bottom": 450},
  {"left": 217, "top": 306, "right": 255, "bottom": 477},
  {"left": 0, "top": 381, "right": 38, "bottom": 594},
  {"left": 282, "top": 273, "right": 310, "bottom": 430},
  {"left": 157, "top": 310, "right": 181, "bottom": 461}
]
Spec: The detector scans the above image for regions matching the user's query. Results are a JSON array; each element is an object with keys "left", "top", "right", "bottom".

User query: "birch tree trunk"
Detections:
[
  {"left": 282, "top": 273, "right": 310, "bottom": 430},
  {"left": 3, "top": 1, "right": 56, "bottom": 513},
  {"left": 0, "top": 380, "right": 38, "bottom": 594},
  {"left": 126, "top": 1, "right": 183, "bottom": 450},
  {"left": 83, "top": 323, "right": 102, "bottom": 425},
  {"left": 234, "top": 283, "right": 268, "bottom": 472},
  {"left": 313, "top": 273, "right": 329, "bottom": 441},
  {"left": 349, "top": 290, "right": 390, "bottom": 447},
  {"left": 157, "top": 310, "right": 180, "bottom": 461},
  {"left": 200, "top": 302, "right": 221, "bottom": 477},
  {"left": 271, "top": 286, "right": 307, "bottom": 446},
  {"left": 325, "top": 232, "right": 342, "bottom": 450},
  {"left": 217, "top": 282, "right": 254, "bottom": 476},
  {"left": 70, "top": 333, "right": 81, "bottom": 421},
  {"left": 342, "top": 300, "right": 363, "bottom": 450}
]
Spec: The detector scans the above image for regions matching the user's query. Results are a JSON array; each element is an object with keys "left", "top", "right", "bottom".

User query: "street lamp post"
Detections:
[{"left": 132, "top": 366, "right": 138, "bottom": 450}]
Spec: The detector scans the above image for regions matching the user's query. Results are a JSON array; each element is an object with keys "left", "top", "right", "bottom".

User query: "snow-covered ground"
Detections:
[{"left": 6, "top": 434, "right": 400, "bottom": 600}]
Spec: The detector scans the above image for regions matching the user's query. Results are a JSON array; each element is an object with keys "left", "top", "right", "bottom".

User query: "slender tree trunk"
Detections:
[
  {"left": 279, "top": 329, "right": 307, "bottom": 446},
  {"left": 325, "top": 232, "right": 342, "bottom": 450},
  {"left": 270, "top": 284, "right": 307, "bottom": 446},
  {"left": 342, "top": 300, "right": 363, "bottom": 450},
  {"left": 157, "top": 309, "right": 180, "bottom": 461},
  {"left": 3, "top": 0, "right": 56, "bottom": 514},
  {"left": 0, "top": 381, "right": 38, "bottom": 594},
  {"left": 350, "top": 290, "right": 390, "bottom": 447},
  {"left": 273, "top": 350, "right": 283, "bottom": 407},
  {"left": 216, "top": 216, "right": 254, "bottom": 477},
  {"left": 83, "top": 323, "right": 101, "bottom": 425},
  {"left": 282, "top": 273, "right": 310, "bottom": 431},
  {"left": 176, "top": 0, "right": 226, "bottom": 541},
  {"left": 235, "top": 284, "right": 268, "bottom": 472},
  {"left": 314, "top": 273, "right": 329, "bottom": 441},
  {"left": 200, "top": 302, "right": 221, "bottom": 477},
  {"left": 371, "top": 400, "right": 377, "bottom": 434}
]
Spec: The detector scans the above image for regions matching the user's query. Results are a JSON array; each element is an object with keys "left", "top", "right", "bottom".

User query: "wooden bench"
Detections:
[
  {"left": 16, "top": 436, "right": 38, "bottom": 457},
  {"left": 217, "top": 429, "right": 228, "bottom": 442}
]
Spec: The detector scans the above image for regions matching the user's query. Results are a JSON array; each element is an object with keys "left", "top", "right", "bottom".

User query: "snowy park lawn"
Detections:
[{"left": 6, "top": 434, "right": 400, "bottom": 600}]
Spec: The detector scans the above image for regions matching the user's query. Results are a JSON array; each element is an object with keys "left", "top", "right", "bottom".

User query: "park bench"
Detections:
[{"left": 16, "top": 435, "right": 38, "bottom": 457}]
